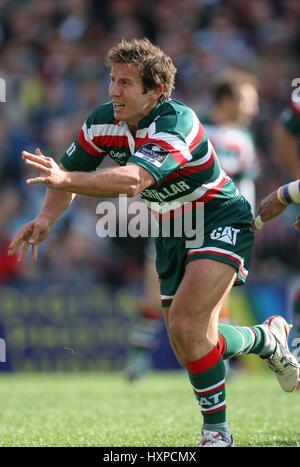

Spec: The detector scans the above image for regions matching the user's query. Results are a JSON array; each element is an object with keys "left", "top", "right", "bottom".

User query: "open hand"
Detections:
[
  {"left": 23, "top": 148, "right": 67, "bottom": 189},
  {"left": 7, "top": 217, "right": 51, "bottom": 262}
]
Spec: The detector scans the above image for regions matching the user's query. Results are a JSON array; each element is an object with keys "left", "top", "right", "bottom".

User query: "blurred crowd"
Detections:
[{"left": 0, "top": 0, "right": 300, "bottom": 284}]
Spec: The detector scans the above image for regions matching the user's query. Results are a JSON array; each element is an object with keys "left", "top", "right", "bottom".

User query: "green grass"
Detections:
[{"left": 0, "top": 371, "right": 299, "bottom": 447}]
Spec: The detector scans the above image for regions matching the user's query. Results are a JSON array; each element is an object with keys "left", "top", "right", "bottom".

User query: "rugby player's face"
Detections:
[
  {"left": 109, "top": 63, "right": 160, "bottom": 128},
  {"left": 238, "top": 84, "right": 259, "bottom": 124}
]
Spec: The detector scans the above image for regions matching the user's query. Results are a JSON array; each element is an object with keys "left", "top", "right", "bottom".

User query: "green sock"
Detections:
[
  {"left": 218, "top": 323, "right": 275, "bottom": 360},
  {"left": 186, "top": 347, "right": 226, "bottom": 424}
]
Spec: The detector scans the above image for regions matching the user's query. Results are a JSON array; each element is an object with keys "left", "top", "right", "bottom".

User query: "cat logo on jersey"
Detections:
[
  {"left": 135, "top": 143, "right": 169, "bottom": 167},
  {"left": 210, "top": 226, "right": 240, "bottom": 246}
]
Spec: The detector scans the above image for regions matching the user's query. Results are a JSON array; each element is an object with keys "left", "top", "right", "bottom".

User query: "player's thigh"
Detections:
[{"left": 171, "top": 259, "right": 237, "bottom": 324}]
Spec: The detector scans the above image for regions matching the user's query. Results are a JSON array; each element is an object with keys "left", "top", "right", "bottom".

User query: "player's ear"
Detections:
[{"left": 153, "top": 84, "right": 164, "bottom": 101}]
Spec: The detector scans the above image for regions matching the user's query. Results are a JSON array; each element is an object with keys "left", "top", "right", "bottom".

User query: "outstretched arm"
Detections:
[
  {"left": 8, "top": 149, "right": 76, "bottom": 262},
  {"left": 22, "top": 150, "right": 155, "bottom": 197}
]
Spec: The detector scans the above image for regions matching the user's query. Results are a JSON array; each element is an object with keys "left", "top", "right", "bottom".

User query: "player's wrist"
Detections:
[
  {"left": 277, "top": 187, "right": 289, "bottom": 206},
  {"left": 277, "top": 180, "right": 300, "bottom": 205},
  {"left": 35, "top": 213, "right": 54, "bottom": 227}
]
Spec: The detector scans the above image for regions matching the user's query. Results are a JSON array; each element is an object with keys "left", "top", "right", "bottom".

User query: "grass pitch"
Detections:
[{"left": 0, "top": 370, "right": 299, "bottom": 447}]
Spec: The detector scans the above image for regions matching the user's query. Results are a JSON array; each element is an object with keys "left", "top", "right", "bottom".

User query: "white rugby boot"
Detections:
[
  {"left": 258, "top": 315, "right": 299, "bottom": 392},
  {"left": 198, "top": 430, "right": 234, "bottom": 447}
]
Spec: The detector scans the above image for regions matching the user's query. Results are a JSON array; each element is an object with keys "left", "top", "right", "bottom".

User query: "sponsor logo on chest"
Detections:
[
  {"left": 109, "top": 150, "right": 128, "bottom": 165},
  {"left": 142, "top": 181, "right": 190, "bottom": 202}
]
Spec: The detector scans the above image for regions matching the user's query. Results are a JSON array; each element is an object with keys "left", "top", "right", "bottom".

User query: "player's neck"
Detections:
[
  {"left": 127, "top": 101, "right": 159, "bottom": 136},
  {"left": 128, "top": 124, "right": 137, "bottom": 137}
]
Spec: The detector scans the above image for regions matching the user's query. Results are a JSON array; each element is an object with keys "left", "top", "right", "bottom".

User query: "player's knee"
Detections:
[
  {"left": 168, "top": 314, "right": 186, "bottom": 342},
  {"left": 168, "top": 313, "right": 206, "bottom": 347}
]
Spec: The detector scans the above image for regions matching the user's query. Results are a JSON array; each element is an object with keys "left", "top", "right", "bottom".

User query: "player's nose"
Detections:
[{"left": 109, "top": 82, "right": 122, "bottom": 98}]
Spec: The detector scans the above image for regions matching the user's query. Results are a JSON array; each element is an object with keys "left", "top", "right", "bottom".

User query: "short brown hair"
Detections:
[{"left": 106, "top": 38, "right": 176, "bottom": 102}]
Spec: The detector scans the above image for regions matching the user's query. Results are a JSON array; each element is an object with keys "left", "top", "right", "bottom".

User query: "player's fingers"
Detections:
[
  {"left": 8, "top": 232, "right": 23, "bottom": 251},
  {"left": 253, "top": 214, "right": 264, "bottom": 231},
  {"left": 26, "top": 176, "right": 50, "bottom": 185},
  {"left": 18, "top": 242, "right": 30, "bottom": 263},
  {"left": 7, "top": 238, "right": 21, "bottom": 255},
  {"left": 24, "top": 155, "right": 51, "bottom": 170},
  {"left": 24, "top": 159, "right": 51, "bottom": 173},
  {"left": 36, "top": 149, "right": 53, "bottom": 164},
  {"left": 22, "top": 151, "right": 51, "bottom": 167},
  {"left": 32, "top": 244, "right": 38, "bottom": 262},
  {"left": 7, "top": 229, "right": 31, "bottom": 254},
  {"left": 29, "top": 225, "right": 42, "bottom": 245}
]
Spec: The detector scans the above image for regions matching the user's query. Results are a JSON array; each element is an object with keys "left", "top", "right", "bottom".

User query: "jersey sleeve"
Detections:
[
  {"left": 128, "top": 111, "right": 205, "bottom": 182},
  {"left": 60, "top": 109, "right": 107, "bottom": 172},
  {"left": 281, "top": 98, "right": 300, "bottom": 135}
]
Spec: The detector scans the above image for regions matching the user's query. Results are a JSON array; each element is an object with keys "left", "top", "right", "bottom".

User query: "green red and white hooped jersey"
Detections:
[
  {"left": 204, "top": 124, "right": 258, "bottom": 180},
  {"left": 204, "top": 123, "right": 259, "bottom": 213},
  {"left": 61, "top": 99, "right": 239, "bottom": 217},
  {"left": 281, "top": 96, "right": 300, "bottom": 135}
]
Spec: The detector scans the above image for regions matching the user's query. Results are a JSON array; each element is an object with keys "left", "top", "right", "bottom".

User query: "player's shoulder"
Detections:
[
  {"left": 86, "top": 102, "right": 115, "bottom": 125},
  {"left": 155, "top": 99, "right": 198, "bottom": 137},
  {"left": 159, "top": 99, "right": 195, "bottom": 119}
]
